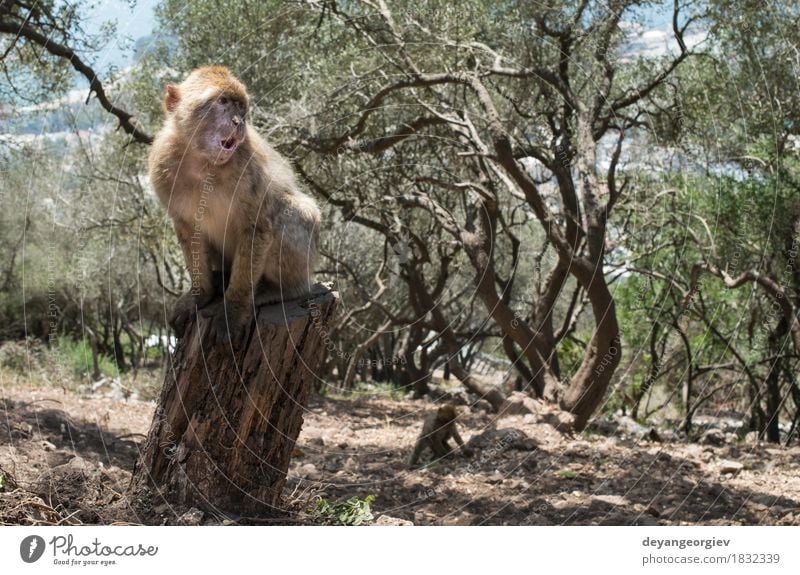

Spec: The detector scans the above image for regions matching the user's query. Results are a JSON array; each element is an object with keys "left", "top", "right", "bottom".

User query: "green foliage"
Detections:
[
  {"left": 53, "top": 336, "right": 117, "bottom": 379},
  {"left": 556, "top": 469, "right": 578, "bottom": 480},
  {"left": 349, "top": 381, "right": 407, "bottom": 401},
  {"left": 0, "top": 463, "right": 16, "bottom": 493},
  {"left": 593, "top": 458, "right": 608, "bottom": 470},
  {"left": 0, "top": 341, "right": 34, "bottom": 373},
  {"left": 145, "top": 345, "right": 166, "bottom": 362},
  {"left": 555, "top": 334, "right": 590, "bottom": 383},
  {"left": 310, "top": 495, "right": 376, "bottom": 526}
]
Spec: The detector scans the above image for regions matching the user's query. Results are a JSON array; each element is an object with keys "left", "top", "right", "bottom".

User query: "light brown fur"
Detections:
[
  {"left": 408, "top": 404, "right": 473, "bottom": 468},
  {"left": 148, "top": 66, "right": 320, "bottom": 342}
]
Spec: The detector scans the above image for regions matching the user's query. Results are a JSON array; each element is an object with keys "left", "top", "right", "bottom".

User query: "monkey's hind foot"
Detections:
[{"left": 199, "top": 300, "right": 252, "bottom": 347}]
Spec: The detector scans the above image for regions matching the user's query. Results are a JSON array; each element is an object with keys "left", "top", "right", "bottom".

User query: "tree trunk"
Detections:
[
  {"left": 560, "top": 276, "right": 621, "bottom": 431},
  {"left": 131, "top": 284, "right": 338, "bottom": 516},
  {"left": 342, "top": 319, "right": 391, "bottom": 389},
  {"left": 765, "top": 318, "right": 788, "bottom": 443}
]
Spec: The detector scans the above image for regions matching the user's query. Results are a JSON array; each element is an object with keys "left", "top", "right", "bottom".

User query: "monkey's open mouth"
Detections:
[{"left": 220, "top": 136, "right": 239, "bottom": 151}]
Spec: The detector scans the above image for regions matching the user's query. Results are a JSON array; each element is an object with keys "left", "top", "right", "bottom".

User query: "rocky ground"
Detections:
[{"left": 1, "top": 379, "right": 799, "bottom": 526}]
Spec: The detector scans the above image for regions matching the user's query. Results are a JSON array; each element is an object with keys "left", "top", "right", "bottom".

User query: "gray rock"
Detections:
[
  {"left": 45, "top": 450, "right": 75, "bottom": 468},
  {"left": 523, "top": 512, "right": 551, "bottom": 525},
  {"left": 718, "top": 459, "right": 744, "bottom": 475},
  {"left": 701, "top": 428, "right": 726, "bottom": 446},
  {"left": 296, "top": 463, "right": 322, "bottom": 481},
  {"left": 592, "top": 494, "right": 628, "bottom": 507},
  {"left": 744, "top": 431, "right": 760, "bottom": 444},
  {"left": 472, "top": 399, "right": 494, "bottom": 413},
  {"left": 499, "top": 392, "right": 575, "bottom": 433},
  {"left": 636, "top": 515, "right": 661, "bottom": 526},
  {"left": 499, "top": 391, "right": 541, "bottom": 416},
  {"left": 374, "top": 514, "right": 414, "bottom": 526},
  {"left": 179, "top": 507, "right": 204, "bottom": 526},
  {"left": 541, "top": 411, "right": 575, "bottom": 434},
  {"left": 467, "top": 427, "right": 538, "bottom": 452},
  {"left": 616, "top": 416, "right": 649, "bottom": 437}
]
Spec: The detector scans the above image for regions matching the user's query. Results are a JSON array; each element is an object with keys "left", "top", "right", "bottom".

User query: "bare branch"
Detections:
[
  {"left": 608, "top": 1, "right": 697, "bottom": 114},
  {"left": 0, "top": 19, "right": 153, "bottom": 144}
]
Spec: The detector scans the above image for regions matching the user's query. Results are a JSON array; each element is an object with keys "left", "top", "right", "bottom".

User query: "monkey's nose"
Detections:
[{"left": 232, "top": 116, "right": 241, "bottom": 126}]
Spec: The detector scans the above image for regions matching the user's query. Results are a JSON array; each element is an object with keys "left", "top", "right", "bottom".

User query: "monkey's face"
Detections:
[{"left": 193, "top": 92, "right": 248, "bottom": 165}]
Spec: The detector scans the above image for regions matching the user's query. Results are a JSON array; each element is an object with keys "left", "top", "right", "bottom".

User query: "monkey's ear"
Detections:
[{"left": 164, "top": 85, "right": 180, "bottom": 114}]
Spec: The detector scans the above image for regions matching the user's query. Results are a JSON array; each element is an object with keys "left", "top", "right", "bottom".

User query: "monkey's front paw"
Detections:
[
  {"left": 201, "top": 303, "right": 251, "bottom": 346},
  {"left": 169, "top": 306, "right": 192, "bottom": 338},
  {"left": 170, "top": 292, "right": 200, "bottom": 337},
  {"left": 192, "top": 289, "right": 216, "bottom": 309}
]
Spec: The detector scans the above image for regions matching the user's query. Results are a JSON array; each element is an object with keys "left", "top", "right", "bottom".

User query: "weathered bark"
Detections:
[
  {"left": 765, "top": 317, "right": 789, "bottom": 443},
  {"left": 559, "top": 272, "right": 621, "bottom": 431},
  {"left": 132, "top": 284, "right": 338, "bottom": 516}
]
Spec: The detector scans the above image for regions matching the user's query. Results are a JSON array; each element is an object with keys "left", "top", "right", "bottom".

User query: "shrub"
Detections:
[
  {"left": 310, "top": 495, "right": 376, "bottom": 526},
  {"left": 52, "top": 336, "right": 117, "bottom": 379},
  {"left": 0, "top": 339, "right": 43, "bottom": 373}
]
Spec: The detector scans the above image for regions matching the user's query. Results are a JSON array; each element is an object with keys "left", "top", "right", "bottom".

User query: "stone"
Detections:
[
  {"left": 296, "top": 463, "right": 322, "bottom": 481},
  {"left": 472, "top": 399, "right": 493, "bottom": 413},
  {"left": 499, "top": 391, "right": 541, "bottom": 416},
  {"left": 616, "top": 416, "right": 649, "bottom": 437},
  {"left": 45, "top": 451, "right": 75, "bottom": 468},
  {"left": 718, "top": 459, "right": 744, "bottom": 475},
  {"left": 441, "top": 513, "right": 474, "bottom": 526},
  {"left": 592, "top": 494, "right": 628, "bottom": 507},
  {"left": 178, "top": 507, "right": 204, "bottom": 526},
  {"left": 636, "top": 515, "right": 661, "bottom": 526},
  {"left": 744, "top": 431, "right": 760, "bottom": 444},
  {"left": 523, "top": 512, "right": 551, "bottom": 525},
  {"left": 467, "top": 427, "right": 537, "bottom": 451},
  {"left": 542, "top": 411, "right": 576, "bottom": 434},
  {"left": 485, "top": 472, "right": 504, "bottom": 485},
  {"left": 374, "top": 515, "right": 413, "bottom": 526},
  {"left": 701, "top": 428, "right": 727, "bottom": 446}
]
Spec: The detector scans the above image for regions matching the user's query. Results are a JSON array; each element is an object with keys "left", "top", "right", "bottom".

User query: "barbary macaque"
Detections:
[
  {"left": 148, "top": 66, "right": 320, "bottom": 343},
  {"left": 408, "top": 404, "right": 473, "bottom": 468}
]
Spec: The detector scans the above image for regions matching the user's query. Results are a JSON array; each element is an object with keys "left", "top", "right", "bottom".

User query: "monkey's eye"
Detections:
[{"left": 219, "top": 96, "right": 229, "bottom": 105}]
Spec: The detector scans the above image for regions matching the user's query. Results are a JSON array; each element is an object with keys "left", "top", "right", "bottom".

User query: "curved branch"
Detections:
[
  {"left": 687, "top": 262, "right": 800, "bottom": 355},
  {"left": 302, "top": 115, "right": 448, "bottom": 155},
  {"left": 608, "top": 1, "right": 697, "bottom": 114},
  {"left": 0, "top": 19, "right": 153, "bottom": 144}
]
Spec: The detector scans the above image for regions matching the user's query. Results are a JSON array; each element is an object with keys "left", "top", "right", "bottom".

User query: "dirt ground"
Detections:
[{"left": 1, "top": 380, "right": 799, "bottom": 526}]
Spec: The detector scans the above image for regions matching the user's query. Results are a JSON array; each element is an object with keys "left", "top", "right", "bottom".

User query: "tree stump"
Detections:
[{"left": 132, "top": 283, "right": 338, "bottom": 516}]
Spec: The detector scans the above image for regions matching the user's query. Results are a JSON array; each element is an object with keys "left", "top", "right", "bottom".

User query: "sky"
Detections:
[
  {"left": 81, "top": 0, "right": 158, "bottom": 71},
  {"left": 81, "top": 0, "right": 682, "bottom": 73}
]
